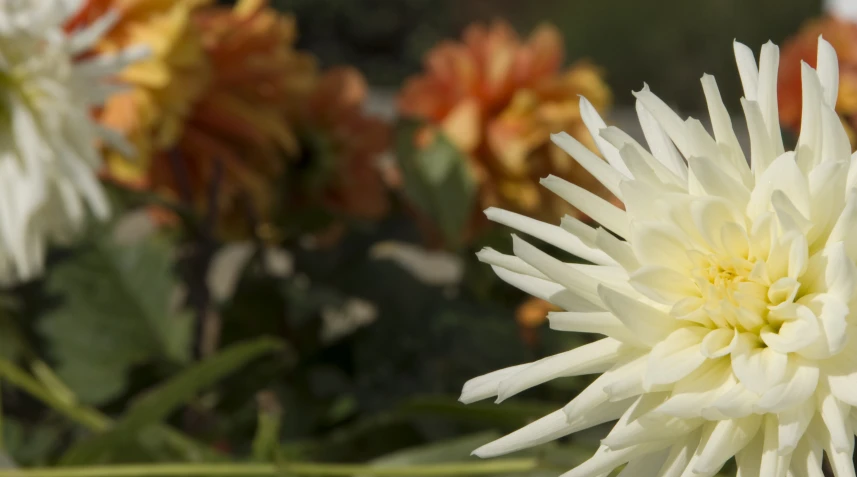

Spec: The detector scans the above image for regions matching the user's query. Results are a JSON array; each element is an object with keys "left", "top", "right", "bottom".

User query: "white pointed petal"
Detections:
[
  {"left": 629, "top": 265, "right": 699, "bottom": 305},
  {"left": 548, "top": 312, "right": 644, "bottom": 345},
  {"left": 630, "top": 221, "right": 693, "bottom": 271},
  {"left": 798, "top": 294, "right": 849, "bottom": 360},
  {"left": 540, "top": 176, "right": 630, "bottom": 238},
  {"left": 597, "top": 285, "right": 677, "bottom": 346},
  {"left": 734, "top": 418, "right": 765, "bottom": 477},
  {"left": 828, "top": 189, "right": 857, "bottom": 262},
  {"left": 686, "top": 155, "right": 752, "bottom": 212},
  {"left": 491, "top": 266, "right": 603, "bottom": 312},
  {"left": 603, "top": 400, "right": 703, "bottom": 450},
  {"left": 746, "top": 152, "right": 808, "bottom": 221},
  {"left": 789, "top": 433, "right": 825, "bottom": 477},
  {"left": 594, "top": 227, "right": 640, "bottom": 272},
  {"left": 817, "top": 36, "right": 840, "bottom": 107},
  {"left": 579, "top": 96, "right": 632, "bottom": 177},
  {"left": 562, "top": 443, "right": 667, "bottom": 477},
  {"left": 657, "top": 434, "right": 701, "bottom": 477},
  {"left": 459, "top": 364, "right": 529, "bottom": 404},
  {"left": 742, "top": 98, "right": 776, "bottom": 178},
  {"left": 512, "top": 235, "right": 601, "bottom": 303},
  {"left": 755, "top": 358, "right": 819, "bottom": 413},
  {"left": 476, "top": 248, "right": 544, "bottom": 278},
  {"left": 655, "top": 360, "right": 734, "bottom": 418},
  {"left": 823, "top": 429, "right": 856, "bottom": 477},
  {"left": 496, "top": 339, "right": 624, "bottom": 402},
  {"left": 756, "top": 41, "right": 785, "bottom": 157},
  {"left": 600, "top": 127, "right": 684, "bottom": 187},
  {"left": 635, "top": 99, "right": 687, "bottom": 179},
  {"left": 796, "top": 62, "right": 824, "bottom": 172},
  {"left": 616, "top": 450, "right": 670, "bottom": 477},
  {"left": 692, "top": 415, "right": 763, "bottom": 476},
  {"left": 734, "top": 41, "right": 760, "bottom": 101},
  {"left": 632, "top": 85, "right": 691, "bottom": 158},
  {"left": 819, "top": 391, "right": 852, "bottom": 453},
  {"left": 700, "top": 74, "right": 748, "bottom": 177},
  {"left": 67, "top": 9, "right": 119, "bottom": 54},
  {"left": 822, "top": 105, "right": 851, "bottom": 165},
  {"left": 485, "top": 208, "right": 614, "bottom": 265},
  {"left": 644, "top": 326, "right": 708, "bottom": 387},
  {"left": 700, "top": 328, "right": 737, "bottom": 358},
  {"left": 471, "top": 410, "right": 578, "bottom": 458},
  {"left": 777, "top": 398, "right": 815, "bottom": 455},
  {"left": 550, "top": 132, "right": 627, "bottom": 198}
]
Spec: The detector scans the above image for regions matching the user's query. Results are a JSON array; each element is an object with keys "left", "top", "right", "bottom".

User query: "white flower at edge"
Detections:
[
  {"left": 0, "top": 0, "right": 147, "bottom": 284},
  {"left": 826, "top": 0, "right": 857, "bottom": 23},
  {"left": 463, "top": 38, "right": 857, "bottom": 476}
]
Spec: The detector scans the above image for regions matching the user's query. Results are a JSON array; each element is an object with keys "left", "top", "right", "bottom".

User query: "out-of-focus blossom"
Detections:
[
  {"left": 779, "top": 16, "right": 857, "bottom": 146},
  {"left": 155, "top": 0, "right": 316, "bottom": 236},
  {"left": 295, "top": 67, "right": 391, "bottom": 224},
  {"left": 826, "top": 0, "right": 857, "bottom": 22},
  {"left": 72, "top": 0, "right": 212, "bottom": 185},
  {"left": 0, "top": 0, "right": 146, "bottom": 283},
  {"left": 515, "top": 297, "right": 558, "bottom": 346},
  {"left": 398, "top": 20, "right": 614, "bottom": 231}
]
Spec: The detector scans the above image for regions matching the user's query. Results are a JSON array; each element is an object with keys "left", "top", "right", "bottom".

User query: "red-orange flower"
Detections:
[
  {"left": 295, "top": 67, "right": 391, "bottom": 223},
  {"left": 397, "top": 20, "right": 614, "bottom": 241},
  {"left": 779, "top": 16, "right": 857, "bottom": 145}
]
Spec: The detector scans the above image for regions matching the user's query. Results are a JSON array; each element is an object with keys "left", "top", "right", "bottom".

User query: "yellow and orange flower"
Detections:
[
  {"left": 156, "top": 0, "right": 316, "bottom": 235},
  {"left": 70, "top": 0, "right": 213, "bottom": 185},
  {"left": 779, "top": 15, "right": 857, "bottom": 146},
  {"left": 398, "top": 20, "right": 615, "bottom": 236}
]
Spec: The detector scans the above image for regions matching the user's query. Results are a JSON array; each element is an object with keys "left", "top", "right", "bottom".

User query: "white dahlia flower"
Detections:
[
  {"left": 0, "top": 0, "right": 146, "bottom": 283},
  {"left": 463, "top": 38, "right": 857, "bottom": 476}
]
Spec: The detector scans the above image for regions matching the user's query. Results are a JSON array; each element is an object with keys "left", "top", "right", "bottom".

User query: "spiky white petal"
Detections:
[
  {"left": 0, "top": 0, "right": 147, "bottom": 283},
  {"left": 462, "top": 37, "right": 857, "bottom": 476}
]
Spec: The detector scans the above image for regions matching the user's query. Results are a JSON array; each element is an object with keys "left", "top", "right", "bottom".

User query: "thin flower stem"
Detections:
[
  {"left": 0, "top": 360, "right": 217, "bottom": 461},
  {"left": 0, "top": 359, "right": 108, "bottom": 432},
  {"left": 0, "top": 378, "right": 4, "bottom": 451},
  {"left": 0, "top": 460, "right": 539, "bottom": 477}
]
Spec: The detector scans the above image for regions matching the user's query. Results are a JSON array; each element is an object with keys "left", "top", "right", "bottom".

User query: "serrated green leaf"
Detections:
[
  {"left": 37, "top": 234, "right": 193, "bottom": 405},
  {"left": 60, "top": 337, "right": 287, "bottom": 465},
  {"left": 395, "top": 120, "right": 477, "bottom": 248}
]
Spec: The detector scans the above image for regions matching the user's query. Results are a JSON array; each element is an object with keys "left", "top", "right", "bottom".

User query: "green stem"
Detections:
[
  {"left": 0, "top": 360, "right": 217, "bottom": 461},
  {"left": 0, "top": 460, "right": 538, "bottom": 477},
  {"left": 0, "top": 360, "right": 108, "bottom": 432}
]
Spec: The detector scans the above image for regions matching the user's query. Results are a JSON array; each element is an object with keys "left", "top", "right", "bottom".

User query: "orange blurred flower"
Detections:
[
  {"left": 516, "top": 297, "right": 559, "bottom": 347},
  {"left": 779, "top": 16, "right": 857, "bottom": 146},
  {"left": 72, "top": 0, "right": 213, "bottom": 185},
  {"left": 154, "top": 0, "right": 317, "bottom": 235},
  {"left": 295, "top": 67, "right": 392, "bottom": 223},
  {"left": 398, "top": 20, "right": 615, "bottom": 237}
]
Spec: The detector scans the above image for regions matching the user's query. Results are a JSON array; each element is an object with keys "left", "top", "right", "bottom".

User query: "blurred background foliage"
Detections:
[{"left": 275, "top": 0, "right": 821, "bottom": 109}]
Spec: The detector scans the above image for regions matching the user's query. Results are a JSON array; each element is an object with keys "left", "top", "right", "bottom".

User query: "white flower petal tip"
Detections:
[
  {"left": 0, "top": 0, "right": 145, "bottom": 284},
  {"left": 461, "top": 37, "right": 857, "bottom": 477}
]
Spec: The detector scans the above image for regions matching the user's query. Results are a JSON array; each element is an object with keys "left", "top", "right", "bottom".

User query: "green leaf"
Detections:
[
  {"left": 37, "top": 232, "right": 193, "bottom": 405},
  {"left": 395, "top": 120, "right": 477, "bottom": 248},
  {"left": 60, "top": 337, "right": 287, "bottom": 465}
]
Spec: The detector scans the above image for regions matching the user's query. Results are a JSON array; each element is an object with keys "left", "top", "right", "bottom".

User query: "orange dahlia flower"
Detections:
[
  {"left": 398, "top": 20, "right": 614, "bottom": 230},
  {"left": 779, "top": 16, "right": 857, "bottom": 146},
  {"left": 293, "top": 67, "right": 391, "bottom": 224},
  {"left": 70, "top": 0, "right": 213, "bottom": 185}
]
